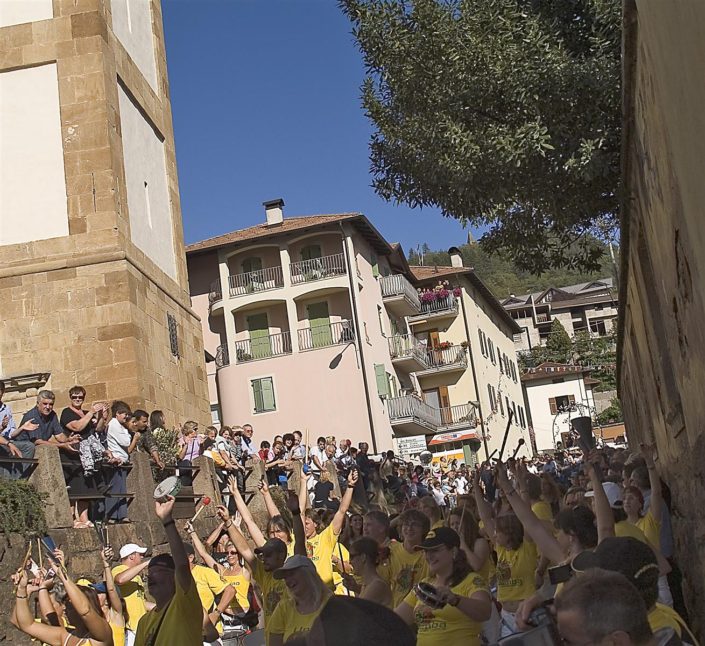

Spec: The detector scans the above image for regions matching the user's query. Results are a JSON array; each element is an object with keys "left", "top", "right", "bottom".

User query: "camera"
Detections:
[{"left": 495, "top": 605, "right": 561, "bottom": 646}]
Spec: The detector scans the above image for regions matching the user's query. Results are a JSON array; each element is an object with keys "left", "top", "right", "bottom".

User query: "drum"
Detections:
[
  {"left": 154, "top": 475, "right": 182, "bottom": 503},
  {"left": 414, "top": 581, "right": 446, "bottom": 609}
]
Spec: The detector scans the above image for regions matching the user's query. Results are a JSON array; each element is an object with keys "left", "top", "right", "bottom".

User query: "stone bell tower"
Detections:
[{"left": 0, "top": 0, "right": 210, "bottom": 422}]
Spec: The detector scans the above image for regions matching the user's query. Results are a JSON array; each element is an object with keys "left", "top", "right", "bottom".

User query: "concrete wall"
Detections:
[
  {"left": 0, "top": 63, "right": 69, "bottom": 245},
  {"left": 620, "top": 0, "right": 705, "bottom": 631},
  {"left": 110, "top": 0, "right": 157, "bottom": 90},
  {"left": 118, "top": 83, "right": 175, "bottom": 279},
  {"left": 0, "top": 0, "right": 53, "bottom": 27}
]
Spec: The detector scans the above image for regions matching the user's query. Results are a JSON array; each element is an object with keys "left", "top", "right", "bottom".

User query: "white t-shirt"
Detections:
[
  {"left": 455, "top": 476, "right": 469, "bottom": 495},
  {"left": 309, "top": 447, "right": 327, "bottom": 473},
  {"left": 107, "top": 418, "right": 130, "bottom": 462},
  {"left": 432, "top": 487, "right": 447, "bottom": 507}
]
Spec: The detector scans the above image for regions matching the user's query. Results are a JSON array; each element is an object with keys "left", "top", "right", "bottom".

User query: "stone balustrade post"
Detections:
[
  {"left": 29, "top": 444, "right": 72, "bottom": 529},
  {"left": 126, "top": 452, "right": 154, "bottom": 524}
]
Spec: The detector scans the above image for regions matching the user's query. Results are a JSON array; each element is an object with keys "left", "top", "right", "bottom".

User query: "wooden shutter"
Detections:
[
  {"left": 374, "top": 364, "right": 390, "bottom": 398},
  {"left": 499, "top": 395, "right": 505, "bottom": 416},
  {"left": 371, "top": 254, "right": 379, "bottom": 277},
  {"left": 252, "top": 379, "right": 264, "bottom": 412},
  {"left": 499, "top": 351, "right": 505, "bottom": 373},
  {"left": 549, "top": 397, "right": 557, "bottom": 414},
  {"left": 478, "top": 330, "right": 486, "bottom": 356},
  {"left": 261, "top": 377, "right": 276, "bottom": 411},
  {"left": 487, "top": 384, "right": 494, "bottom": 410}
]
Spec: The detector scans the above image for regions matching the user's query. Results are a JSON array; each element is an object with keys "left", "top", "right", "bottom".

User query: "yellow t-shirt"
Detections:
[
  {"left": 110, "top": 621, "right": 125, "bottom": 646},
  {"left": 531, "top": 501, "right": 553, "bottom": 522},
  {"left": 268, "top": 593, "right": 330, "bottom": 643},
  {"left": 112, "top": 564, "right": 148, "bottom": 632},
  {"left": 222, "top": 572, "right": 250, "bottom": 613},
  {"left": 495, "top": 541, "right": 538, "bottom": 602},
  {"left": 305, "top": 523, "right": 340, "bottom": 589},
  {"left": 388, "top": 541, "right": 430, "bottom": 608},
  {"left": 615, "top": 520, "right": 649, "bottom": 543},
  {"left": 191, "top": 564, "right": 228, "bottom": 634},
  {"left": 402, "top": 572, "right": 489, "bottom": 646},
  {"left": 134, "top": 578, "right": 202, "bottom": 646},
  {"left": 332, "top": 542, "right": 352, "bottom": 596},
  {"left": 251, "top": 559, "right": 288, "bottom": 645},
  {"left": 635, "top": 510, "right": 661, "bottom": 551},
  {"left": 648, "top": 603, "right": 697, "bottom": 644},
  {"left": 431, "top": 520, "right": 445, "bottom": 530},
  {"left": 286, "top": 540, "right": 295, "bottom": 558}
]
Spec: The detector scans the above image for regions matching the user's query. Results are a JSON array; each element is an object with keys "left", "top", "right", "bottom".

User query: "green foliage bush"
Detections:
[{"left": 0, "top": 479, "right": 47, "bottom": 537}]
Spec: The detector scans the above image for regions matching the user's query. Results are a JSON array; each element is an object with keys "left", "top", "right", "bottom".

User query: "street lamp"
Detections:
[{"left": 329, "top": 341, "right": 358, "bottom": 369}]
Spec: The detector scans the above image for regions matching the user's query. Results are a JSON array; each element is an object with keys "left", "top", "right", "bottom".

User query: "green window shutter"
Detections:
[
  {"left": 262, "top": 377, "right": 276, "bottom": 411},
  {"left": 374, "top": 364, "right": 389, "bottom": 398},
  {"left": 252, "top": 379, "right": 264, "bottom": 412},
  {"left": 371, "top": 254, "right": 379, "bottom": 277}
]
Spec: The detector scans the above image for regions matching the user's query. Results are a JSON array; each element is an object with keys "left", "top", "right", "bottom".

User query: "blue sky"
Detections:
[{"left": 162, "top": 0, "right": 480, "bottom": 254}]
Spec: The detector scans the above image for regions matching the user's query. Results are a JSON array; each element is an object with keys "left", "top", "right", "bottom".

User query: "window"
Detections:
[
  {"left": 499, "top": 350, "right": 504, "bottom": 374},
  {"left": 167, "top": 313, "right": 179, "bottom": 358},
  {"left": 210, "top": 404, "right": 221, "bottom": 425},
  {"left": 511, "top": 401, "right": 517, "bottom": 422},
  {"left": 487, "top": 384, "right": 496, "bottom": 412},
  {"left": 252, "top": 377, "right": 276, "bottom": 413},
  {"left": 377, "top": 306, "right": 385, "bottom": 336},
  {"left": 510, "top": 361, "right": 517, "bottom": 382},
  {"left": 498, "top": 394, "right": 505, "bottom": 416},
  {"left": 371, "top": 253, "right": 379, "bottom": 278},
  {"left": 506, "top": 397, "right": 511, "bottom": 418},
  {"left": 487, "top": 339, "right": 496, "bottom": 364},
  {"left": 548, "top": 394, "right": 576, "bottom": 414},
  {"left": 589, "top": 319, "right": 607, "bottom": 336},
  {"left": 478, "top": 330, "right": 487, "bottom": 357},
  {"left": 374, "top": 364, "right": 390, "bottom": 398},
  {"left": 518, "top": 406, "right": 526, "bottom": 428}
]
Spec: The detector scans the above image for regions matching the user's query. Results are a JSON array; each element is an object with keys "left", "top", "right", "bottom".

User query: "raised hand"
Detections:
[
  {"left": 347, "top": 469, "right": 359, "bottom": 488},
  {"left": 216, "top": 505, "right": 230, "bottom": 523},
  {"left": 228, "top": 475, "right": 240, "bottom": 496},
  {"left": 495, "top": 462, "right": 510, "bottom": 490},
  {"left": 101, "top": 546, "right": 114, "bottom": 568},
  {"left": 640, "top": 442, "right": 657, "bottom": 469},
  {"left": 155, "top": 495, "right": 175, "bottom": 521}
]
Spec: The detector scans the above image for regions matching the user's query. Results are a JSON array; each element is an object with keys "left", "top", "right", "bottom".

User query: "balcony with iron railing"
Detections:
[
  {"left": 231, "top": 331, "right": 292, "bottom": 363},
  {"left": 290, "top": 253, "right": 346, "bottom": 285},
  {"left": 416, "top": 344, "right": 468, "bottom": 376},
  {"left": 209, "top": 279, "right": 223, "bottom": 304},
  {"left": 409, "top": 293, "right": 459, "bottom": 323},
  {"left": 228, "top": 266, "right": 284, "bottom": 297},
  {"left": 298, "top": 319, "right": 355, "bottom": 351},
  {"left": 388, "top": 334, "right": 430, "bottom": 371},
  {"left": 380, "top": 274, "right": 421, "bottom": 316},
  {"left": 215, "top": 343, "right": 229, "bottom": 367},
  {"left": 387, "top": 395, "right": 478, "bottom": 435}
]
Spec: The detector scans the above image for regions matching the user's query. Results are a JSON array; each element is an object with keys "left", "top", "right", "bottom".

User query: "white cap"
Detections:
[
  {"left": 119, "top": 543, "right": 148, "bottom": 559},
  {"left": 585, "top": 481, "right": 623, "bottom": 508}
]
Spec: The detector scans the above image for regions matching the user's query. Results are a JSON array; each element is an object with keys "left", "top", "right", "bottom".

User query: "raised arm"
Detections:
[
  {"left": 216, "top": 506, "right": 256, "bottom": 567},
  {"left": 55, "top": 562, "right": 112, "bottom": 642},
  {"left": 496, "top": 463, "right": 564, "bottom": 564},
  {"left": 113, "top": 558, "right": 149, "bottom": 586},
  {"left": 259, "top": 477, "right": 283, "bottom": 520},
  {"left": 585, "top": 453, "right": 615, "bottom": 542},
  {"left": 641, "top": 443, "right": 663, "bottom": 523},
  {"left": 286, "top": 490, "right": 306, "bottom": 556},
  {"left": 156, "top": 495, "right": 193, "bottom": 593},
  {"left": 331, "top": 470, "right": 359, "bottom": 535},
  {"left": 228, "top": 475, "right": 267, "bottom": 547},
  {"left": 100, "top": 547, "right": 123, "bottom": 618},
  {"left": 472, "top": 470, "right": 497, "bottom": 540},
  {"left": 187, "top": 521, "right": 222, "bottom": 573}
]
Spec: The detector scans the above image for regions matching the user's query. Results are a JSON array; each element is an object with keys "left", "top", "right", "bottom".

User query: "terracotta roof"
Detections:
[
  {"left": 521, "top": 362, "right": 592, "bottom": 383},
  {"left": 186, "top": 213, "right": 362, "bottom": 254},
  {"left": 410, "top": 266, "right": 472, "bottom": 281}
]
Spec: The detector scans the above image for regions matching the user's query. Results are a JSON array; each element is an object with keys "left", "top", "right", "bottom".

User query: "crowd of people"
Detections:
[{"left": 6, "top": 389, "right": 699, "bottom": 646}]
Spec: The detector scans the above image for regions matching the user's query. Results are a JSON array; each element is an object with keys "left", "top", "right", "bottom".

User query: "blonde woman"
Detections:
[{"left": 313, "top": 469, "right": 339, "bottom": 510}]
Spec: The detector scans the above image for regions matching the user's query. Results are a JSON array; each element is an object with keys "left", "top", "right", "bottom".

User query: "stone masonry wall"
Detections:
[{"left": 620, "top": 0, "right": 705, "bottom": 635}]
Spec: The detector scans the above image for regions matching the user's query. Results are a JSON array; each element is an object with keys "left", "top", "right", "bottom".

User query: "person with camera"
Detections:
[{"left": 394, "top": 526, "right": 492, "bottom": 645}]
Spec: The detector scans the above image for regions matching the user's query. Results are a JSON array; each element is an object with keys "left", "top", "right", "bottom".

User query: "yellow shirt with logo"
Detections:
[
  {"left": 222, "top": 572, "right": 250, "bottom": 612},
  {"left": 495, "top": 541, "right": 538, "bottom": 602},
  {"left": 112, "top": 564, "right": 148, "bottom": 632},
  {"left": 192, "top": 564, "right": 228, "bottom": 634},
  {"left": 268, "top": 593, "right": 330, "bottom": 643},
  {"left": 635, "top": 510, "right": 661, "bottom": 551},
  {"left": 134, "top": 577, "right": 202, "bottom": 646},
  {"left": 402, "top": 572, "right": 489, "bottom": 646},
  {"left": 305, "top": 523, "right": 340, "bottom": 589},
  {"left": 251, "top": 559, "right": 288, "bottom": 645},
  {"left": 388, "top": 541, "right": 429, "bottom": 608},
  {"left": 615, "top": 520, "right": 649, "bottom": 543}
]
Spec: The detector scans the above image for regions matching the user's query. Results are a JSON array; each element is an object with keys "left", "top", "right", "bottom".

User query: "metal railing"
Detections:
[
  {"left": 228, "top": 266, "right": 284, "bottom": 297},
  {"left": 388, "top": 395, "right": 478, "bottom": 432},
  {"left": 290, "top": 253, "right": 346, "bottom": 285},
  {"left": 298, "top": 319, "right": 355, "bottom": 351},
  {"left": 380, "top": 274, "right": 422, "bottom": 310},
  {"left": 209, "top": 279, "right": 222, "bottom": 303},
  {"left": 232, "top": 331, "right": 292, "bottom": 363},
  {"left": 424, "top": 344, "right": 468, "bottom": 370},
  {"left": 215, "top": 344, "right": 229, "bottom": 368},
  {"left": 388, "top": 334, "right": 429, "bottom": 368},
  {"left": 418, "top": 294, "right": 458, "bottom": 316},
  {"left": 536, "top": 313, "right": 551, "bottom": 323}
]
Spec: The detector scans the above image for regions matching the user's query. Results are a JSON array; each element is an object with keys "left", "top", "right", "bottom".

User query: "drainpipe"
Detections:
[
  {"left": 457, "top": 275, "right": 490, "bottom": 460},
  {"left": 339, "top": 223, "right": 378, "bottom": 454}
]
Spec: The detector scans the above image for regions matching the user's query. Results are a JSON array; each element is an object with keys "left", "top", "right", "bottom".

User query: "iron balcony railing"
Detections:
[
  {"left": 209, "top": 279, "right": 222, "bottom": 303},
  {"left": 228, "top": 266, "right": 284, "bottom": 297},
  {"left": 380, "top": 274, "right": 422, "bottom": 310},
  {"left": 388, "top": 395, "right": 478, "bottom": 432},
  {"left": 232, "top": 331, "right": 292, "bottom": 363},
  {"left": 419, "top": 293, "right": 458, "bottom": 316},
  {"left": 388, "top": 334, "right": 430, "bottom": 368},
  {"left": 290, "top": 253, "right": 346, "bottom": 285},
  {"left": 298, "top": 319, "right": 355, "bottom": 351},
  {"left": 424, "top": 344, "right": 468, "bottom": 370},
  {"left": 215, "top": 344, "right": 229, "bottom": 368}
]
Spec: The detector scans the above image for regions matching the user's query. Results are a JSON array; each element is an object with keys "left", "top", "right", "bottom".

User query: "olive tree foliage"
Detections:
[{"left": 339, "top": 0, "right": 621, "bottom": 272}]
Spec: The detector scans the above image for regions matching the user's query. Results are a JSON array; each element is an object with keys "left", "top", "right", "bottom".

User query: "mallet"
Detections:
[
  {"left": 511, "top": 438, "right": 526, "bottom": 460},
  {"left": 190, "top": 496, "right": 211, "bottom": 523}
]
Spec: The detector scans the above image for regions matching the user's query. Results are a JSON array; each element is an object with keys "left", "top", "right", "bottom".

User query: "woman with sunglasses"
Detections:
[{"left": 395, "top": 527, "right": 491, "bottom": 646}]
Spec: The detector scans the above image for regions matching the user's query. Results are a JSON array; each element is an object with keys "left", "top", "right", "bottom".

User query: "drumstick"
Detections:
[
  {"left": 190, "top": 496, "right": 212, "bottom": 523},
  {"left": 511, "top": 438, "right": 526, "bottom": 460},
  {"left": 483, "top": 449, "right": 497, "bottom": 466},
  {"left": 497, "top": 410, "right": 515, "bottom": 462},
  {"left": 37, "top": 539, "right": 42, "bottom": 570}
]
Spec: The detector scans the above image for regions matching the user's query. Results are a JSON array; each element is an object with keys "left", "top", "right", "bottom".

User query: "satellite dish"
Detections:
[{"left": 419, "top": 450, "right": 433, "bottom": 465}]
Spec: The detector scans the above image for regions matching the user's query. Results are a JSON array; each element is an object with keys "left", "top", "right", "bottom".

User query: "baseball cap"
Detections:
[
  {"left": 415, "top": 527, "right": 461, "bottom": 551},
  {"left": 254, "top": 538, "right": 287, "bottom": 556},
  {"left": 119, "top": 543, "right": 148, "bottom": 559},
  {"left": 584, "top": 481, "right": 623, "bottom": 508},
  {"left": 90, "top": 581, "right": 108, "bottom": 594},
  {"left": 273, "top": 555, "right": 316, "bottom": 579},
  {"left": 571, "top": 537, "right": 659, "bottom": 583}
]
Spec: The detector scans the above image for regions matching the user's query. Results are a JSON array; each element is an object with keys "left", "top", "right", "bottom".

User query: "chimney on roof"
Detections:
[
  {"left": 448, "top": 246, "right": 463, "bottom": 268},
  {"left": 263, "top": 198, "right": 284, "bottom": 226}
]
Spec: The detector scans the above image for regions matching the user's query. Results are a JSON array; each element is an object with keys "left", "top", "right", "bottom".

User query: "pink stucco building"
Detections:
[{"left": 186, "top": 201, "right": 530, "bottom": 461}]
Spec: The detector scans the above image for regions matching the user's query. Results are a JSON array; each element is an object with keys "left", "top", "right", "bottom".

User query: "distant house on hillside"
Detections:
[{"left": 501, "top": 278, "right": 618, "bottom": 352}]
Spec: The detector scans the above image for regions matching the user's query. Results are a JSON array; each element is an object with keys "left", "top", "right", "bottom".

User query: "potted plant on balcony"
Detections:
[{"left": 236, "top": 348, "right": 253, "bottom": 362}]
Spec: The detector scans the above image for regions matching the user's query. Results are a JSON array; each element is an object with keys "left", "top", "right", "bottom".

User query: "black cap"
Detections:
[
  {"left": 149, "top": 554, "right": 175, "bottom": 570},
  {"left": 415, "top": 527, "right": 461, "bottom": 551},
  {"left": 571, "top": 536, "right": 658, "bottom": 584},
  {"left": 254, "top": 538, "right": 287, "bottom": 555}
]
